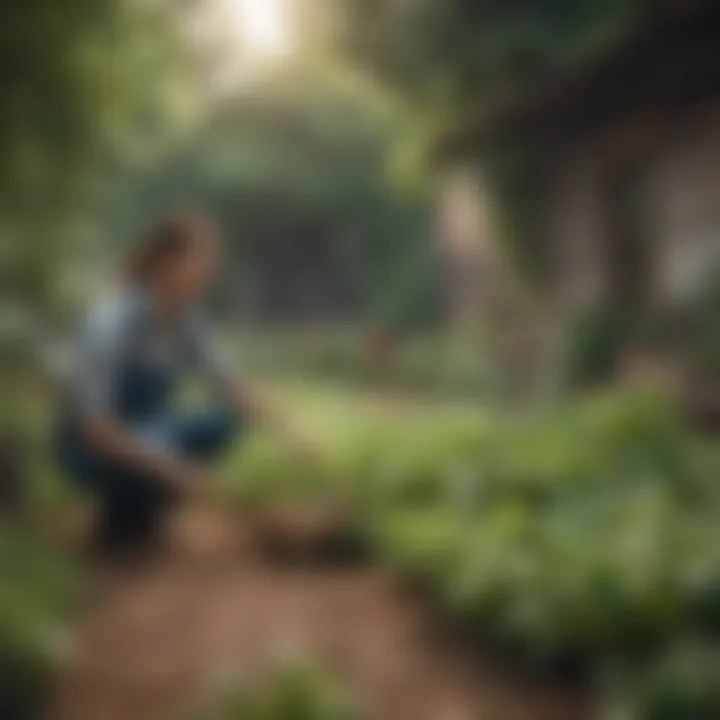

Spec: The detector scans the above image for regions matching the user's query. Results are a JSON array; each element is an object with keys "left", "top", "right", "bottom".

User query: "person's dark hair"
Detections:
[{"left": 125, "top": 213, "right": 213, "bottom": 284}]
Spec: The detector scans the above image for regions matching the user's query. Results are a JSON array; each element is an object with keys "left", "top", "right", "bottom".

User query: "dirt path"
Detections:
[{"left": 49, "top": 510, "right": 590, "bottom": 720}]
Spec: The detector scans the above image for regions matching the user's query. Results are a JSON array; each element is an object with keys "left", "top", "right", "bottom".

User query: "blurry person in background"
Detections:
[{"left": 55, "top": 213, "right": 312, "bottom": 556}]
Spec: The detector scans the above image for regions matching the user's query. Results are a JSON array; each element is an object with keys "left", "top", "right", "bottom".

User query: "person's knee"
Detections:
[{"left": 202, "top": 409, "right": 239, "bottom": 453}]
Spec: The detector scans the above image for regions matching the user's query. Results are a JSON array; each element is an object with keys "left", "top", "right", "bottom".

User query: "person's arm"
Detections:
[
  {"left": 187, "top": 318, "right": 315, "bottom": 456},
  {"left": 78, "top": 413, "right": 202, "bottom": 493}
]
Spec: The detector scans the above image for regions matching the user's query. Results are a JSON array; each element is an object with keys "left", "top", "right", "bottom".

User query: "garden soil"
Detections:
[{"left": 48, "top": 507, "right": 591, "bottom": 720}]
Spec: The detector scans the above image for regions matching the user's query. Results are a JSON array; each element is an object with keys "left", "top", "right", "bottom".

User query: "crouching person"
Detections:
[{"left": 56, "top": 213, "right": 311, "bottom": 555}]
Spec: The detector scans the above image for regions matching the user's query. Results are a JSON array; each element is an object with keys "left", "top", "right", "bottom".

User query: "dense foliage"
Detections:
[
  {"left": 228, "top": 389, "right": 720, "bottom": 716},
  {"left": 565, "top": 307, "right": 634, "bottom": 386},
  {"left": 0, "top": 527, "right": 79, "bottom": 719},
  {"left": 339, "top": 0, "right": 678, "bottom": 119},
  {"left": 0, "top": 0, "right": 191, "bottom": 323}
]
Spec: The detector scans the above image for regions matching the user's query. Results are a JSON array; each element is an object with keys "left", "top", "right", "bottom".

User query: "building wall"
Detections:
[
  {"left": 550, "top": 111, "right": 720, "bottom": 316},
  {"left": 646, "top": 114, "right": 720, "bottom": 303}
]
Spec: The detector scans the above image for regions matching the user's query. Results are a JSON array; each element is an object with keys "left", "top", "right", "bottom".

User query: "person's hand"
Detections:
[
  {"left": 157, "top": 458, "right": 207, "bottom": 496},
  {"left": 232, "top": 381, "right": 322, "bottom": 464}
]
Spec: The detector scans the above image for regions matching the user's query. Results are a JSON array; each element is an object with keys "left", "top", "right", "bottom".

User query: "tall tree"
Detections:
[{"left": 0, "top": 0, "right": 194, "bottom": 322}]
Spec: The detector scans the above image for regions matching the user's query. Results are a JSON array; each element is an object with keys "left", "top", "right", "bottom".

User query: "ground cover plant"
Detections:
[
  {"left": 0, "top": 526, "right": 80, "bottom": 719},
  {"left": 226, "top": 385, "right": 720, "bottom": 716},
  {"left": 186, "top": 661, "right": 361, "bottom": 720}
]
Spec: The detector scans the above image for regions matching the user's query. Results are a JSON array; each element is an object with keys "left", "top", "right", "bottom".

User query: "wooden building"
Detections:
[{"left": 444, "top": 1, "right": 720, "bottom": 321}]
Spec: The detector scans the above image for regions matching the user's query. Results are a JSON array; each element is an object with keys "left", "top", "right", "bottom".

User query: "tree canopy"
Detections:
[
  {"left": 339, "top": 0, "right": 679, "bottom": 122},
  {"left": 0, "top": 0, "right": 193, "bottom": 317}
]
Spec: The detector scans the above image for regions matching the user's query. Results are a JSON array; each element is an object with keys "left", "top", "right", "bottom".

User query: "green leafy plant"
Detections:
[
  {"left": 188, "top": 662, "right": 361, "bottom": 720},
  {"left": 0, "top": 528, "right": 79, "bottom": 719},
  {"left": 226, "top": 385, "right": 720, "bottom": 712}
]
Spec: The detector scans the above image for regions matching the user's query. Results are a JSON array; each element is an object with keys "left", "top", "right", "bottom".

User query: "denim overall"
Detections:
[{"left": 57, "top": 358, "right": 238, "bottom": 544}]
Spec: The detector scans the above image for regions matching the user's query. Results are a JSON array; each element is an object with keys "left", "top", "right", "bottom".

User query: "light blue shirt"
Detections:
[{"left": 69, "top": 288, "right": 231, "bottom": 415}]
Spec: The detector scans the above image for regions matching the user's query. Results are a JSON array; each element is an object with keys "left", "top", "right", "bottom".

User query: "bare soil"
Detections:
[{"left": 48, "top": 508, "right": 592, "bottom": 720}]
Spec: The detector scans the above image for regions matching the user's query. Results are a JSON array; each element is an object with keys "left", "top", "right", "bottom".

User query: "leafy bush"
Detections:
[
  {"left": 226, "top": 387, "right": 720, "bottom": 711},
  {"left": 0, "top": 528, "right": 79, "bottom": 719},
  {"left": 565, "top": 307, "right": 632, "bottom": 386},
  {"left": 616, "top": 643, "right": 720, "bottom": 719},
  {"left": 367, "top": 396, "right": 720, "bottom": 657},
  {"left": 188, "top": 662, "right": 360, "bottom": 720}
]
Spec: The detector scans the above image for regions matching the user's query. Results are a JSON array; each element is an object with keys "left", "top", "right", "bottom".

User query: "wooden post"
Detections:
[{"left": 0, "top": 431, "right": 27, "bottom": 521}]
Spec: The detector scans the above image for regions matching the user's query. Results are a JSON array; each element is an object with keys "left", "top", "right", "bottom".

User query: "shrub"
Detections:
[
  {"left": 565, "top": 308, "right": 631, "bottom": 386},
  {"left": 0, "top": 528, "right": 78, "bottom": 719},
  {"left": 188, "top": 662, "right": 361, "bottom": 720}
]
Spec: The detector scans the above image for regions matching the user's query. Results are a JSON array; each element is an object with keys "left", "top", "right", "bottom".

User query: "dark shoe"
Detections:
[{"left": 92, "top": 494, "right": 168, "bottom": 561}]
